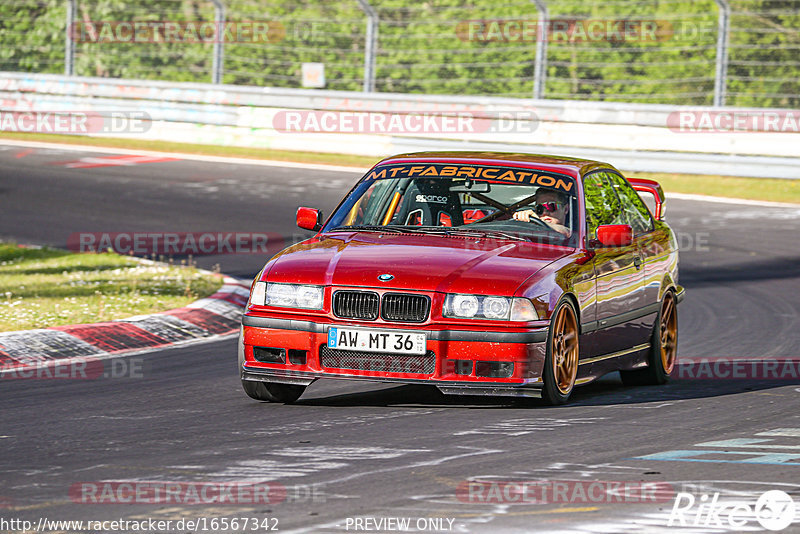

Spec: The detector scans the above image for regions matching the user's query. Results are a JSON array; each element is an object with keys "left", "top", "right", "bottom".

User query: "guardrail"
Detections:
[{"left": 1, "top": 72, "right": 798, "bottom": 179}]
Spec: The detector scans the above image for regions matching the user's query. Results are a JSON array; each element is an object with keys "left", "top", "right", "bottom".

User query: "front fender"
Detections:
[{"left": 518, "top": 250, "right": 594, "bottom": 325}]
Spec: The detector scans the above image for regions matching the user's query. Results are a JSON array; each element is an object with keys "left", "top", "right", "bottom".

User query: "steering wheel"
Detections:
[
  {"left": 472, "top": 206, "right": 516, "bottom": 224},
  {"left": 520, "top": 213, "right": 554, "bottom": 229}
]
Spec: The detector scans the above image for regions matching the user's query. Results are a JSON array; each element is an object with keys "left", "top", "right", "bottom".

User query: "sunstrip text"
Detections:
[{"left": 366, "top": 164, "right": 574, "bottom": 193}]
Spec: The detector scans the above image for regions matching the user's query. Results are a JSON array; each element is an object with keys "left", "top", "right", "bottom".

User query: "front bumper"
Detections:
[{"left": 240, "top": 315, "right": 548, "bottom": 398}]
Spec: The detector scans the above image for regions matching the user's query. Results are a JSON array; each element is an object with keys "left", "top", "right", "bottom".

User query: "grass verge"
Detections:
[
  {"left": 0, "top": 243, "right": 223, "bottom": 332},
  {"left": 634, "top": 172, "right": 800, "bottom": 205},
  {"left": 1, "top": 132, "right": 798, "bottom": 204}
]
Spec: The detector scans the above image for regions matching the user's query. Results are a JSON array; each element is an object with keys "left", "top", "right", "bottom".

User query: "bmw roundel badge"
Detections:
[{"left": 378, "top": 273, "right": 394, "bottom": 282}]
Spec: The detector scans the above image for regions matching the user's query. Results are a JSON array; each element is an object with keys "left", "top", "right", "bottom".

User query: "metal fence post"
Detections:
[
  {"left": 210, "top": 0, "right": 226, "bottom": 84},
  {"left": 65, "top": 0, "right": 76, "bottom": 76},
  {"left": 531, "top": 0, "right": 548, "bottom": 99},
  {"left": 712, "top": 0, "right": 730, "bottom": 106},
  {"left": 355, "top": 0, "right": 378, "bottom": 92}
]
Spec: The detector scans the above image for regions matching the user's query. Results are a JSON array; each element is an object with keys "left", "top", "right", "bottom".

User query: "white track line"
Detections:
[{"left": 0, "top": 138, "right": 367, "bottom": 173}]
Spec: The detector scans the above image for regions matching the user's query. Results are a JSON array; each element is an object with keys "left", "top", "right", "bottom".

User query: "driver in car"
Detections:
[{"left": 512, "top": 188, "right": 572, "bottom": 238}]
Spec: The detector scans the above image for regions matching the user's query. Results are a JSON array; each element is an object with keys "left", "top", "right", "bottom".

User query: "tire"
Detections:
[
  {"left": 242, "top": 380, "right": 306, "bottom": 403},
  {"left": 620, "top": 291, "right": 678, "bottom": 386},
  {"left": 542, "top": 299, "right": 580, "bottom": 405}
]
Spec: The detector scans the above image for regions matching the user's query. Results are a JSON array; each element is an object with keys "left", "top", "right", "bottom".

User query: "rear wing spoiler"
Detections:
[{"left": 627, "top": 178, "right": 665, "bottom": 220}]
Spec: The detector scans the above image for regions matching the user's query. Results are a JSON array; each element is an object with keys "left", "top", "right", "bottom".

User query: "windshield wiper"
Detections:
[
  {"left": 393, "top": 226, "right": 455, "bottom": 236},
  {"left": 334, "top": 225, "right": 407, "bottom": 233},
  {"left": 335, "top": 225, "right": 533, "bottom": 242},
  {"left": 447, "top": 227, "right": 529, "bottom": 242},
  {"left": 335, "top": 225, "right": 457, "bottom": 235}
]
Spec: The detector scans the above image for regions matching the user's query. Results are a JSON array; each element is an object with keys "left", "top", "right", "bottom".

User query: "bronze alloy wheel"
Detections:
[
  {"left": 659, "top": 293, "right": 678, "bottom": 374},
  {"left": 552, "top": 304, "right": 579, "bottom": 395},
  {"left": 619, "top": 289, "right": 679, "bottom": 387}
]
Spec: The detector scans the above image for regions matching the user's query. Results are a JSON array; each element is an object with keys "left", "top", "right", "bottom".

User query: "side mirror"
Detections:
[
  {"left": 596, "top": 224, "right": 633, "bottom": 247},
  {"left": 296, "top": 207, "right": 322, "bottom": 231}
]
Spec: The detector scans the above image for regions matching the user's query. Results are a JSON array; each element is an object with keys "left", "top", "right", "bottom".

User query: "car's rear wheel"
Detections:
[
  {"left": 542, "top": 299, "right": 579, "bottom": 405},
  {"left": 242, "top": 380, "right": 306, "bottom": 403},
  {"left": 620, "top": 291, "right": 678, "bottom": 386}
]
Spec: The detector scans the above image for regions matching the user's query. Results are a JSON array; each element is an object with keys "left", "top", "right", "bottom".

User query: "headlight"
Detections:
[
  {"left": 449, "top": 294, "right": 480, "bottom": 318},
  {"left": 483, "top": 297, "right": 510, "bottom": 319},
  {"left": 295, "top": 285, "right": 324, "bottom": 309},
  {"left": 249, "top": 282, "right": 324, "bottom": 310},
  {"left": 266, "top": 283, "right": 297, "bottom": 307},
  {"left": 444, "top": 294, "right": 538, "bottom": 321}
]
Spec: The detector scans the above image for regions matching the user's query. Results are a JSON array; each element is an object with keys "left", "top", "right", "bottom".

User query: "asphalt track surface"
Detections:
[{"left": 1, "top": 144, "right": 800, "bottom": 533}]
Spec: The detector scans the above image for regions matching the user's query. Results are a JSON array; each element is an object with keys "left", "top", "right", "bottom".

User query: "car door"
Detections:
[
  {"left": 583, "top": 171, "right": 646, "bottom": 356},
  {"left": 606, "top": 172, "right": 660, "bottom": 347}
]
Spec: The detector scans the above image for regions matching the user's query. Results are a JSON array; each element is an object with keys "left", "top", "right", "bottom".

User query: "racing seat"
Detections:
[{"left": 393, "top": 179, "right": 464, "bottom": 227}]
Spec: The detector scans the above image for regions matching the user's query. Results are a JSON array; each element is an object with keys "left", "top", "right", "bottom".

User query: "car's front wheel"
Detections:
[
  {"left": 542, "top": 299, "right": 580, "bottom": 405},
  {"left": 242, "top": 380, "right": 306, "bottom": 403},
  {"left": 620, "top": 291, "right": 678, "bottom": 386}
]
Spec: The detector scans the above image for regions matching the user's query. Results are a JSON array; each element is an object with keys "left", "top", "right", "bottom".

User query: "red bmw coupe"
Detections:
[{"left": 239, "top": 152, "right": 683, "bottom": 405}]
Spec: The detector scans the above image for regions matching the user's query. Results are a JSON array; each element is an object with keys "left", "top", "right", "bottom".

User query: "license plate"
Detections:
[{"left": 327, "top": 327, "right": 427, "bottom": 355}]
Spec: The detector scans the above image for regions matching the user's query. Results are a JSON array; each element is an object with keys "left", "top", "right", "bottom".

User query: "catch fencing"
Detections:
[{"left": 1, "top": 0, "right": 798, "bottom": 107}]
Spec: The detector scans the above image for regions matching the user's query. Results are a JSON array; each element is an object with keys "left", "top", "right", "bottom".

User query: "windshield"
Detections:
[{"left": 324, "top": 163, "right": 578, "bottom": 245}]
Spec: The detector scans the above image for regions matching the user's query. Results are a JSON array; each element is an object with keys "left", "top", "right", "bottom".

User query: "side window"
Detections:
[
  {"left": 346, "top": 180, "right": 385, "bottom": 225},
  {"left": 606, "top": 173, "right": 654, "bottom": 235},
  {"left": 583, "top": 172, "right": 623, "bottom": 239}
]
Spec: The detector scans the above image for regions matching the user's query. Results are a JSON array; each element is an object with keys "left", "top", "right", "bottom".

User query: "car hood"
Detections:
[{"left": 264, "top": 232, "right": 571, "bottom": 296}]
